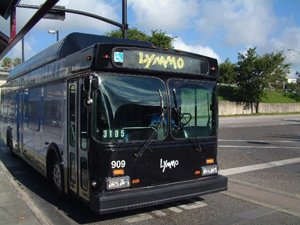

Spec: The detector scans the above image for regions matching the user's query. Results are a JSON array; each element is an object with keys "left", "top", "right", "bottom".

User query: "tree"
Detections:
[
  {"left": 236, "top": 48, "right": 290, "bottom": 113},
  {"left": 107, "top": 28, "right": 174, "bottom": 48},
  {"left": 219, "top": 58, "right": 237, "bottom": 85},
  {"left": 108, "top": 28, "right": 148, "bottom": 42},
  {"left": 1, "top": 56, "right": 22, "bottom": 68},
  {"left": 258, "top": 51, "right": 289, "bottom": 90},
  {"left": 148, "top": 30, "right": 174, "bottom": 49},
  {"left": 13, "top": 57, "right": 22, "bottom": 67},
  {"left": 1, "top": 57, "right": 13, "bottom": 68}
]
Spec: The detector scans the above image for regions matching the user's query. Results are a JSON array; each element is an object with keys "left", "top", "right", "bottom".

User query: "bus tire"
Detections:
[
  {"left": 6, "top": 129, "right": 14, "bottom": 155},
  {"left": 48, "top": 151, "right": 64, "bottom": 196}
]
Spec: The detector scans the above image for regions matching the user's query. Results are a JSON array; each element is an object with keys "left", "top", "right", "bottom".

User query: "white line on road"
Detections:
[
  {"left": 152, "top": 210, "right": 167, "bottom": 217},
  {"left": 219, "top": 139, "right": 299, "bottom": 143},
  {"left": 179, "top": 201, "right": 207, "bottom": 210},
  {"left": 168, "top": 206, "right": 183, "bottom": 213},
  {"left": 125, "top": 213, "right": 153, "bottom": 223},
  {"left": 219, "top": 157, "right": 300, "bottom": 176},
  {"left": 219, "top": 145, "right": 299, "bottom": 149}
]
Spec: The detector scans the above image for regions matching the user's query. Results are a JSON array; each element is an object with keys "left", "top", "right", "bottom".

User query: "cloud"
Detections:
[
  {"left": 128, "top": 0, "right": 199, "bottom": 31},
  {"left": 196, "top": 0, "right": 277, "bottom": 47},
  {"left": 173, "top": 37, "right": 221, "bottom": 62},
  {"left": 269, "top": 26, "right": 300, "bottom": 67}
]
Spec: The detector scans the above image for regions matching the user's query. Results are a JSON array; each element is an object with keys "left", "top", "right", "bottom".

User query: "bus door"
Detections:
[
  {"left": 16, "top": 91, "right": 24, "bottom": 155},
  {"left": 67, "top": 81, "right": 89, "bottom": 200}
]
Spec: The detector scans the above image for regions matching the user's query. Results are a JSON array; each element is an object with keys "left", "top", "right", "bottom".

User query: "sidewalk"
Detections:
[{"left": 0, "top": 147, "right": 48, "bottom": 225}]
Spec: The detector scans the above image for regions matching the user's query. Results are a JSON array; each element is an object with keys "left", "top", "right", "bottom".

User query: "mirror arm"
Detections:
[{"left": 86, "top": 75, "right": 94, "bottom": 105}]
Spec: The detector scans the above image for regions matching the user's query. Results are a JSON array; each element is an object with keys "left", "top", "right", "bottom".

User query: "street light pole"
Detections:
[
  {"left": 48, "top": 29, "right": 59, "bottom": 41},
  {"left": 21, "top": 37, "right": 25, "bottom": 62}
]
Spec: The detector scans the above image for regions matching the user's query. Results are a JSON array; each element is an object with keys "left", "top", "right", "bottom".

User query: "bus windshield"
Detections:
[
  {"left": 93, "top": 74, "right": 168, "bottom": 142},
  {"left": 169, "top": 79, "right": 215, "bottom": 138}
]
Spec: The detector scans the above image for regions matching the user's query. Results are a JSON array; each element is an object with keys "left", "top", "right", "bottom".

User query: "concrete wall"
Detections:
[{"left": 219, "top": 101, "right": 300, "bottom": 115}]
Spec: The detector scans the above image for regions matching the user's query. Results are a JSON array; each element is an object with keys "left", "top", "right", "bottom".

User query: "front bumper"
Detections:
[{"left": 90, "top": 175, "right": 228, "bottom": 214}]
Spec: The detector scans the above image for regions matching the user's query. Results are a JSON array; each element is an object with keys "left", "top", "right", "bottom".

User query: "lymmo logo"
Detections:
[{"left": 160, "top": 159, "right": 179, "bottom": 173}]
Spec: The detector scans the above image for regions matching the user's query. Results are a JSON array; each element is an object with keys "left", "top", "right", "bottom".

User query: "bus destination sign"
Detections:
[{"left": 112, "top": 48, "right": 209, "bottom": 75}]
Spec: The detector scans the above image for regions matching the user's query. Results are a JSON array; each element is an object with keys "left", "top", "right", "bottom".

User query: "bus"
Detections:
[{"left": 0, "top": 32, "right": 227, "bottom": 214}]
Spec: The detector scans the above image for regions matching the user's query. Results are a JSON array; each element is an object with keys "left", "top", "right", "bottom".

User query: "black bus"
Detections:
[{"left": 0, "top": 32, "right": 227, "bottom": 214}]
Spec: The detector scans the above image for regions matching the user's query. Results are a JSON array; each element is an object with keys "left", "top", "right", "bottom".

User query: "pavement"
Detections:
[
  {"left": 0, "top": 146, "right": 51, "bottom": 225},
  {"left": 0, "top": 114, "right": 299, "bottom": 225}
]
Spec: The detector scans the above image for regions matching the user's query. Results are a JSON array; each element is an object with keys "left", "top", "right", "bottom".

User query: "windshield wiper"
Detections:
[{"left": 134, "top": 90, "right": 165, "bottom": 158}]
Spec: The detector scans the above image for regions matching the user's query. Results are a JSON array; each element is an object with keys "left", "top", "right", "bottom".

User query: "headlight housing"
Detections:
[{"left": 106, "top": 176, "right": 130, "bottom": 190}]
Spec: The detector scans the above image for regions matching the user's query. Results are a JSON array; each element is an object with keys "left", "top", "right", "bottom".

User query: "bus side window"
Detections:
[{"left": 27, "top": 87, "right": 41, "bottom": 131}]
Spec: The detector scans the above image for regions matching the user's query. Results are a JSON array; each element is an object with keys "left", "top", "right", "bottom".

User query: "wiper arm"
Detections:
[
  {"left": 134, "top": 90, "right": 165, "bottom": 158},
  {"left": 134, "top": 127, "right": 157, "bottom": 158}
]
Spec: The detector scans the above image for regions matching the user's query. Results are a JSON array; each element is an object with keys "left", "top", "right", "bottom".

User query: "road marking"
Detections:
[
  {"left": 219, "top": 157, "right": 300, "bottom": 176},
  {"left": 168, "top": 206, "right": 183, "bottom": 213},
  {"left": 219, "top": 145, "right": 299, "bottom": 149},
  {"left": 125, "top": 213, "right": 153, "bottom": 223},
  {"left": 125, "top": 201, "right": 208, "bottom": 223},
  {"left": 219, "top": 139, "right": 299, "bottom": 143},
  {"left": 179, "top": 201, "right": 207, "bottom": 210},
  {"left": 152, "top": 210, "right": 167, "bottom": 217}
]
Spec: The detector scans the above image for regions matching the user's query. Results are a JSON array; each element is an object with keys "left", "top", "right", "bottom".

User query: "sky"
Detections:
[{"left": 1, "top": 0, "right": 300, "bottom": 78}]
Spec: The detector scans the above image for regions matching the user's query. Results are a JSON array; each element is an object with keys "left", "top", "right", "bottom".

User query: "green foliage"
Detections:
[
  {"left": 107, "top": 28, "right": 148, "bottom": 42},
  {"left": 107, "top": 28, "right": 174, "bottom": 48},
  {"left": 218, "top": 85, "right": 237, "bottom": 101},
  {"left": 261, "top": 90, "right": 300, "bottom": 103},
  {"left": 219, "top": 58, "right": 237, "bottom": 84},
  {"left": 218, "top": 87, "right": 300, "bottom": 103},
  {"left": 233, "top": 48, "right": 290, "bottom": 112},
  {"left": 285, "top": 82, "right": 300, "bottom": 101},
  {"left": 1, "top": 56, "right": 22, "bottom": 68},
  {"left": 236, "top": 48, "right": 263, "bottom": 106},
  {"left": 148, "top": 30, "right": 174, "bottom": 49},
  {"left": 1, "top": 57, "right": 13, "bottom": 68},
  {"left": 219, "top": 48, "right": 291, "bottom": 111}
]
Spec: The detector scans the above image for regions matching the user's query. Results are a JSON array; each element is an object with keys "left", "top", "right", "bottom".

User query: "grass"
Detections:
[
  {"left": 218, "top": 85, "right": 300, "bottom": 103},
  {"left": 261, "top": 91, "right": 300, "bottom": 103}
]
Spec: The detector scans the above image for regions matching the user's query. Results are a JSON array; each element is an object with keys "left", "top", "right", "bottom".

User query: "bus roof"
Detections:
[{"left": 8, "top": 32, "right": 154, "bottom": 81}]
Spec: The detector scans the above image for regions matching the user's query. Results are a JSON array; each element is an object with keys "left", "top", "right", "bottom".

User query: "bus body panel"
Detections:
[{"left": 89, "top": 175, "right": 227, "bottom": 214}]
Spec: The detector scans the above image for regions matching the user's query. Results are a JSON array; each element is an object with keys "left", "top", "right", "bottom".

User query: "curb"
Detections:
[{"left": 0, "top": 154, "right": 53, "bottom": 225}]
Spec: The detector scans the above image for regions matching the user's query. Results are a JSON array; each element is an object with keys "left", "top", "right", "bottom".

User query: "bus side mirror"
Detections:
[{"left": 84, "top": 75, "right": 99, "bottom": 106}]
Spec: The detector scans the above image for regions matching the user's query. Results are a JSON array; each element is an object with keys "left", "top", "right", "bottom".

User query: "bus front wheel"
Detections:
[
  {"left": 49, "top": 155, "right": 64, "bottom": 196},
  {"left": 6, "top": 130, "right": 13, "bottom": 153}
]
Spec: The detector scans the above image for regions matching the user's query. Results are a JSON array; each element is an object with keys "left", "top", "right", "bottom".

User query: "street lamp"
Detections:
[{"left": 48, "top": 29, "right": 59, "bottom": 42}]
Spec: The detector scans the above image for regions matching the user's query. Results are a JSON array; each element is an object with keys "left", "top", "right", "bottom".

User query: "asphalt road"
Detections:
[{"left": 1, "top": 114, "right": 300, "bottom": 225}]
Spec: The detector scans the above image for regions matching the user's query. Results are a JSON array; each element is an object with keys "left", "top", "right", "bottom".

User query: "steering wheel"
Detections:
[{"left": 180, "top": 112, "right": 192, "bottom": 126}]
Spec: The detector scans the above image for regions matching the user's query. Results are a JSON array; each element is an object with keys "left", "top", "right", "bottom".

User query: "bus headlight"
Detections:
[
  {"left": 202, "top": 165, "right": 218, "bottom": 176},
  {"left": 106, "top": 176, "right": 130, "bottom": 190}
]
